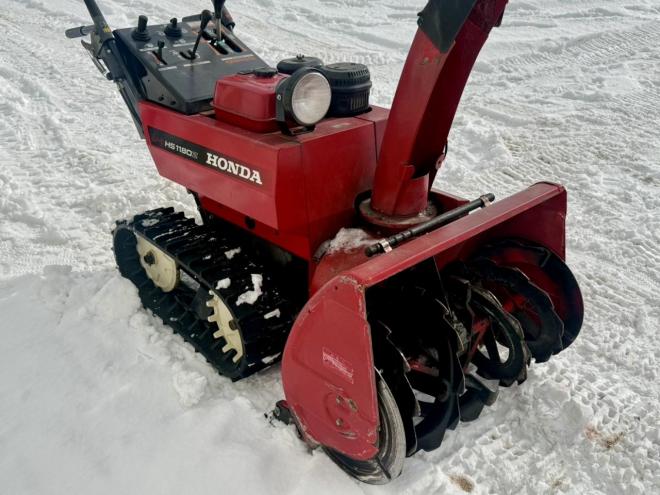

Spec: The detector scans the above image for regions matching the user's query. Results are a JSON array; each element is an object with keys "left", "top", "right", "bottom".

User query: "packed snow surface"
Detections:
[{"left": 1, "top": 0, "right": 659, "bottom": 494}]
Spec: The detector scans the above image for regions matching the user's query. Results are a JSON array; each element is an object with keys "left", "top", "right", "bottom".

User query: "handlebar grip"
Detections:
[
  {"left": 213, "top": 0, "right": 227, "bottom": 14},
  {"left": 65, "top": 25, "right": 95, "bottom": 38}
]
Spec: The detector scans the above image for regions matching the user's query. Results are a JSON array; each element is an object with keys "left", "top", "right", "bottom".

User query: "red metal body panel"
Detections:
[
  {"left": 370, "top": 0, "right": 508, "bottom": 217},
  {"left": 282, "top": 277, "right": 379, "bottom": 460},
  {"left": 140, "top": 102, "right": 388, "bottom": 260},
  {"left": 282, "top": 182, "right": 567, "bottom": 459},
  {"left": 355, "top": 107, "right": 390, "bottom": 159}
]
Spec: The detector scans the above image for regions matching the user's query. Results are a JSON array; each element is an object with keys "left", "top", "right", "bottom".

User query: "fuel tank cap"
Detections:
[{"left": 254, "top": 67, "right": 278, "bottom": 78}]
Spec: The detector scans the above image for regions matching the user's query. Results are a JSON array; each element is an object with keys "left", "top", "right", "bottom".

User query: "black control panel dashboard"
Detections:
[{"left": 114, "top": 17, "right": 267, "bottom": 114}]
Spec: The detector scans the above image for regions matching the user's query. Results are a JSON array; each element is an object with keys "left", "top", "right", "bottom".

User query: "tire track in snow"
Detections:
[{"left": 0, "top": 0, "right": 195, "bottom": 277}]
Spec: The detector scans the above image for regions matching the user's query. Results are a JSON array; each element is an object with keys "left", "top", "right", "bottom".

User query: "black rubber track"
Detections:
[{"left": 113, "top": 208, "right": 294, "bottom": 381}]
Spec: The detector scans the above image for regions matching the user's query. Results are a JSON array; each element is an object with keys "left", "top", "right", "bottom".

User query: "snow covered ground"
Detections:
[{"left": 1, "top": 0, "right": 659, "bottom": 493}]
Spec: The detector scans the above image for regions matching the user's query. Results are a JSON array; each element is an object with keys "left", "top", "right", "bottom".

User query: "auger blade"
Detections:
[
  {"left": 477, "top": 239, "right": 584, "bottom": 351},
  {"left": 371, "top": 320, "right": 420, "bottom": 456},
  {"left": 413, "top": 338, "right": 463, "bottom": 451},
  {"left": 458, "top": 374, "right": 499, "bottom": 422},
  {"left": 449, "top": 277, "right": 531, "bottom": 388},
  {"left": 367, "top": 262, "right": 467, "bottom": 454},
  {"left": 468, "top": 257, "right": 564, "bottom": 362}
]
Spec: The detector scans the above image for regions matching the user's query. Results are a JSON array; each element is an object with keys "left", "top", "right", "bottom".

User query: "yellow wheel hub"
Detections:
[{"left": 136, "top": 236, "right": 180, "bottom": 292}]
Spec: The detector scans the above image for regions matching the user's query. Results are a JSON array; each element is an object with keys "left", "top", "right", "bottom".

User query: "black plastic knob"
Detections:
[
  {"left": 164, "top": 17, "right": 182, "bottom": 38},
  {"left": 132, "top": 15, "right": 151, "bottom": 41},
  {"left": 199, "top": 10, "right": 213, "bottom": 33}
]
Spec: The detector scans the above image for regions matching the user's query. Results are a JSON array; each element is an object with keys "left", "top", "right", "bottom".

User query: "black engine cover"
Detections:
[{"left": 276, "top": 55, "right": 324, "bottom": 75}]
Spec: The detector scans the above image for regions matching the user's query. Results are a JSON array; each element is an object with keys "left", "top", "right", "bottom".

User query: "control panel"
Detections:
[{"left": 114, "top": 15, "right": 267, "bottom": 114}]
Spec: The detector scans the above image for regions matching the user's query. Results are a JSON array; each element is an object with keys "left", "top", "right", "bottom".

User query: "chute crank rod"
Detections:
[{"left": 365, "top": 193, "right": 495, "bottom": 257}]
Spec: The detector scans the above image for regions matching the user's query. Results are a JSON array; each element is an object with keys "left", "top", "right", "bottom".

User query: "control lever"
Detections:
[
  {"left": 181, "top": 10, "right": 213, "bottom": 60},
  {"left": 132, "top": 15, "right": 151, "bottom": 41},
  {"left": 153, "top": 40, "right": 166, "bottom": 64},
  {"left": 212, "top": 0, "right": 227, "bottom": 39},
  {"left": 164, "top": 18, "right": 182, "bottom": 38}
]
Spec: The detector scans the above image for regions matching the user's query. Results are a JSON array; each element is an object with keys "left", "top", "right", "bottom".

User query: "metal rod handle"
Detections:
[
  {"left": 365, "top": 193, "right": 495, "bottom": 257},
  {"left": 83, "top": 0, "right": 114, "bottom": 43}
]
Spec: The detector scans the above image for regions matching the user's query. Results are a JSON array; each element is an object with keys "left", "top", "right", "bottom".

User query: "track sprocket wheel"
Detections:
[
  {"left": 323, "top": 373, "right": 406, "bottom": 485},
  {"left": 206, "top": 291, "right": 244, "bottom": 363},
  {"left": 467, "top": 258, "right": 564, "bottom": 362}
]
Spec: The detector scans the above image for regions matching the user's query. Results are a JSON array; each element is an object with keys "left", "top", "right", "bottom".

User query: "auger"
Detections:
[{"left": 67, "top": 0, "right": 583, "bottom": 483}]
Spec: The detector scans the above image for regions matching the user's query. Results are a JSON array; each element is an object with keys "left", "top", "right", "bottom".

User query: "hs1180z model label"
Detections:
[{"left": 148, "top": 128, "right": 263, "bottom": 185}]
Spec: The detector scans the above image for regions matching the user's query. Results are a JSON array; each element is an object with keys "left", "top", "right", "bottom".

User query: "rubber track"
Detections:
[{"left": 113, "top": 208, "right": 294, "bottom": 381}]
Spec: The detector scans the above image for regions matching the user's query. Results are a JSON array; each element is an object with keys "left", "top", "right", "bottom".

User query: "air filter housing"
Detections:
[
  {"left": 277, "top": 55, "right": 324, "bottom": 75},
  {"left": 319, "top": 62, "right": 372, "bottom": 117}
]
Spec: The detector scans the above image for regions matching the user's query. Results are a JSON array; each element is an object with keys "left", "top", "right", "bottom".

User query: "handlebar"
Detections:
[{"left": 83, "top": 0, "right": 114, "bottom": 43}]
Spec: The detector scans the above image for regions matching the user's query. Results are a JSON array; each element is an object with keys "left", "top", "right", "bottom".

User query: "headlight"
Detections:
[
  {"left": 276, "top": 68, "right": 331, "bottom": 133},
  {"left": 291, "top": 72, "right": 331, "bottom": 126}
]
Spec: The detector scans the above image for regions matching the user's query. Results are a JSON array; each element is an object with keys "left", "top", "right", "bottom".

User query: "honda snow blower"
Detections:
[{"left": 68, "top": 0, "right": 583, "bottom": 483}]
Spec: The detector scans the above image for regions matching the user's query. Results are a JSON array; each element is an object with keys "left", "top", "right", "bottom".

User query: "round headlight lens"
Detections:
[{"left": 290, "top": 72, "right": 331, "bottom": 126}]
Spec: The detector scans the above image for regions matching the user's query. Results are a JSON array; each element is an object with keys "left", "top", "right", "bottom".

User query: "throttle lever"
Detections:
[
  {"left": 212, "top": 0, "right": 227, "bottom": 38},
  {"left": 153, "top": 40, "right": 166, "bottom": 64},
  {"left": 181, "top": 9, "right": 213, "bottom": 60}
]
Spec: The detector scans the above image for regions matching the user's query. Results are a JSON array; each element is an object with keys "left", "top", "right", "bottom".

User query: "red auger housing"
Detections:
[{"left": 70, "top": 0, "right": 584, "bottom": 483}]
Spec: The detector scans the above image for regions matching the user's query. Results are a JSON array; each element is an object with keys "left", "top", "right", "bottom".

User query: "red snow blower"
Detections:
[{"left": 68, "top": 0, "right": 583, "bottom": 483}]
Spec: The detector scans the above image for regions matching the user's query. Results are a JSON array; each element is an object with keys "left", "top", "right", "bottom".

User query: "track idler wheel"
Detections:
[
  {"left": 135, "top": 236, "right": 180, "bottom": 292},
  {"left": 323, "top": 373, "right": 406, "bottom": 485},
  {"left": 206, "top": 292, "right": 244, "bottom": 363}
]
